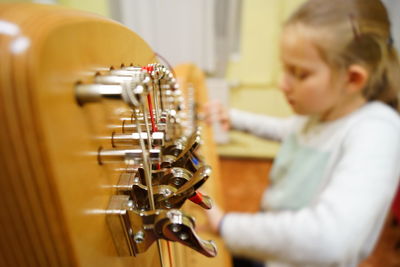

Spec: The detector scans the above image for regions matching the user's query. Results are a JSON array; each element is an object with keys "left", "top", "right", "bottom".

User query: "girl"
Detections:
[{"left": 206, "top": 0, "right": 400, "bottom": 266}]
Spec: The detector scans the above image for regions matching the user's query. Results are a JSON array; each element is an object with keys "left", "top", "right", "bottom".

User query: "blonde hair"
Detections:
[{"left": 285, "top": 0, "right": 400, "bottom": 111}]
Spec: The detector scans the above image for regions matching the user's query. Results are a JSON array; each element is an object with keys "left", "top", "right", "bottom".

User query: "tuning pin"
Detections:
[
  {"left": 94, "top": 75, "right": 132, "bottom": 84},
  {"left": 118, "top": 121, "right": 167, "bottom": 134},
  {"left": 97, "top": 147, "right": 161, "bottom": 165},
  {"left": 75, "top": 84, "right": 123, "bottom": 105},
  {"left": 75, "top": 68, "right": 152, "bottom": 107},
  {"left": 111, "top": 132, "right": 165, "bottom": 147},
  {"left": 122, "top": 66, "right": 143, "bottom": 71},
  {"left": 110, "top": 68, "right": 142, "bottom": 76}
]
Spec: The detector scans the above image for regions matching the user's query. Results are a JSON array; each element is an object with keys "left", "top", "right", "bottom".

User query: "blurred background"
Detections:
[
  {"left": 2, "top": 0, "right": 400, "bottom": 159},
  {"left": 0, "top": 0, "right": 309, "bottom": 160}
]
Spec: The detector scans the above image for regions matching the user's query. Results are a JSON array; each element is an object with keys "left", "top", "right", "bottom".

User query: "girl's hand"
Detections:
[
  {"left": 205, "top": 203, "right": 225, "bottom": 235},
  {"left": 202, "top": 100, "right": 231, "bottom": 131}
]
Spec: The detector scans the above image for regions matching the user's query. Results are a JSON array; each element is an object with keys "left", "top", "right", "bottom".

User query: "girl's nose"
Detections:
[{"left": 279, "top": 74, "right": 292, "bottom": 93}]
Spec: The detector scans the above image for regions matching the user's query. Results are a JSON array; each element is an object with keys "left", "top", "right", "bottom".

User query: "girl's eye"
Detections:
[
  {"left": 296, "top": 71, "right": 310, "bottom": 80},
  {"left": 283, "top": 66, "right": 310, "bottom": 81}
]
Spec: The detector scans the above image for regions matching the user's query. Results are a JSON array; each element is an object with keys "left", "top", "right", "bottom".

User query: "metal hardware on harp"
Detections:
[
  {"left": 75, "top": 63, "right": 218, "bottom": 259},
  {"left": 0, "top": 4, "right": 233, "bottom": 267}
]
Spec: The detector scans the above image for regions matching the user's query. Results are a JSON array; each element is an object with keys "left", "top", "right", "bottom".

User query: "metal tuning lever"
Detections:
[
  {"left": 107, "top": 195, "right": 217, "bottom": 257},
  {"left": 76, "top": 63, "right": 217, "bottom": 259},
  {"left": 155, "top": 209, "right": 217, "bottom": 257},
  {"left": 115, "top": 166, "right": 213, "bottom": 210}
]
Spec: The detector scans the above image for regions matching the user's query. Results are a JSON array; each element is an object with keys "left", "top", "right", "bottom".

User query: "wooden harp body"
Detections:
[{"left": 0, "top": 3, "right": 230, "bottom": 267}]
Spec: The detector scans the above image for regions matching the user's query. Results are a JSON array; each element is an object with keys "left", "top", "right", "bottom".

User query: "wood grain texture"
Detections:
[
  {"left": 0, "top": 3, "right": 157, "bottom": 267},
  {"left": 0, "top": 3, "right": 233, "bottom": 267}
]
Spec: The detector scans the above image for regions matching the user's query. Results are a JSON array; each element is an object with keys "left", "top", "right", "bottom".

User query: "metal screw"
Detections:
[
  {"left": 162, "top": 188, "right": 172, "bottom": 196},
  {"left": 171, "top": 224, "right": 181, "bottom": 233},
  {"left": 134, "top": 231, "right": 145, "bottom": 243},
  {"left": 173, "top": 179, "right": 182, "bottom": 186},
  {"left": 164, "top": 201, "right": 173, "bottom": 208},
  {"left": 179, "top": 232, "right": 189, "bottom": 240}
]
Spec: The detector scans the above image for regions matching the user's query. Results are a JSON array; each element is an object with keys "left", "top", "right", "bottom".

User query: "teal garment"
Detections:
[{"left": 267, "top": 133, "right": 331, "bottom": 210}]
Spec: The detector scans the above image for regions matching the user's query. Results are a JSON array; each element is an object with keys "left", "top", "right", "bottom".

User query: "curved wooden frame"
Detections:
[
  {"left": 0, "top": 3, "right": 232, "bottom": 267},
  {"left": 0, "top": 3, "right": 159, "bottom": 266}
]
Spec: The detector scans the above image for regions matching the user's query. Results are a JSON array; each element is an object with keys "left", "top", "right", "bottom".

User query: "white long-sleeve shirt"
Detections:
[{"left": 220, "top": 101, "right": 400, "bottom": 267}]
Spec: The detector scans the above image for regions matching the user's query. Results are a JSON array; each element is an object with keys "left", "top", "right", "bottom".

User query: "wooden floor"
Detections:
[{"left": 218, "top": 157, "right": 400, "bottom": 266}]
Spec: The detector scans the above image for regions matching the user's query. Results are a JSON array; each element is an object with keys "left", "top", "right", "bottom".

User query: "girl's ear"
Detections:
[{"left": 346, "top": 64, "right": 369, "bottom": 93}]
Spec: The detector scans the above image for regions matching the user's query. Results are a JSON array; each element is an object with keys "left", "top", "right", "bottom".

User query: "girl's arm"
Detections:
[
  {"left": 230, "top": 109, "right": 298, "bottom": 142},
  {"left": 220, "top": 117, "right": 400, "bottom": 264}
]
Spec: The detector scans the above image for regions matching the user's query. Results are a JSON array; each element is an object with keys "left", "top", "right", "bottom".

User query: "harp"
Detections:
[{"left": 0, "top": 3, "right": 231, "bottom": 267}]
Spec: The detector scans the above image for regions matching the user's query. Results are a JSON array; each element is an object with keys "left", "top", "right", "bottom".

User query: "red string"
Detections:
[
  {"left": 147, "top": 94, "right": 157, "bottom": 133},
  {"left": 143, "top": 66, "right": 157, "bottom": 133}
]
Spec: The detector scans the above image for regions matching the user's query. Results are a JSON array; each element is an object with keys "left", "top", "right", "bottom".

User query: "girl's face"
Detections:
[{"left": 279, "top": 27, "right": 349, "bottom": 120}]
